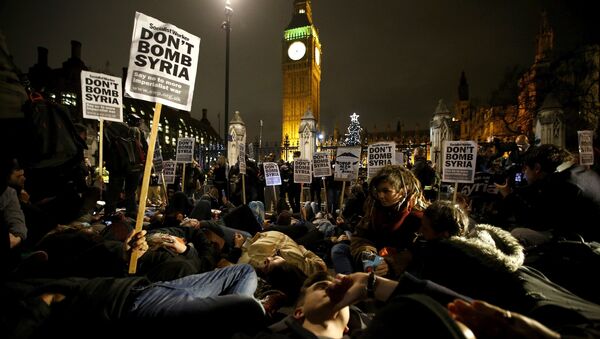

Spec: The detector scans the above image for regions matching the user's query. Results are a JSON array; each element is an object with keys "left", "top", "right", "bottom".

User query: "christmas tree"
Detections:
[{"left": 344, "top": 113, "right": 363, "bottom": 146}]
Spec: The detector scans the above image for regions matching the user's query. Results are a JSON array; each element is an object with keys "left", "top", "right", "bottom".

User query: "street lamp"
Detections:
[
  {"left": 283, "top": 134, "right": 290, "bottom": 161},
  {"left": 222, "top": 0, "right": 233, "bottom": 156},
  {"left": 317, "top": 132, "right": 324, "bottom": 151},
  {"left": 258, "top": 119, "right": 263, "bottom": 160}
]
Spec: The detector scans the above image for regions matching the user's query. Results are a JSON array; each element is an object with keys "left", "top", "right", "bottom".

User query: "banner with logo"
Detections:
[{"left": 335, "top": 147, "right": 361, "bottom": 181}]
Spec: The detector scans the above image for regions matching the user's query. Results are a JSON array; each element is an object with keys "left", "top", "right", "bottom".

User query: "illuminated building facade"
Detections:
[{"left": 282, "top": 0, "right": 321, "bottom": 160}]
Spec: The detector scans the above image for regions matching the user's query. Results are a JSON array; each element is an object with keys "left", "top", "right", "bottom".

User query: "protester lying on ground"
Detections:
[
  {"left": 238, "top": 230, "right": 327, "bottom": 277},
  {"left": 235, "top": 270, "right": 475, "bottom": 339},
  {"left": 1, "top": 263, "right": 265, "bottom": 339},
  {"left": 27, "top": 225, "right": 220, "bottom": 282}
]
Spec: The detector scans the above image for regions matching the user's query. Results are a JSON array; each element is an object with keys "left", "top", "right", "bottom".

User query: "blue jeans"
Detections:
[
  {"left": 331, "top": 242, "right": 355, "bottom": 274},
  {"left": 129, "top": 264, "right": 259, "bottom": 318}
]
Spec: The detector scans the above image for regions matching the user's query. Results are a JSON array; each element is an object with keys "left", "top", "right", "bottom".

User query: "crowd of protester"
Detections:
[{"left": 3, "top": 121, "right": 600, "bottom": 338}]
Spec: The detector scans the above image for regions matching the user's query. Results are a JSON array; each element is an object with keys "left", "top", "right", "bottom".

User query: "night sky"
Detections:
[{"left": 1, "top": 0, "right": 595, "bottom": 144}]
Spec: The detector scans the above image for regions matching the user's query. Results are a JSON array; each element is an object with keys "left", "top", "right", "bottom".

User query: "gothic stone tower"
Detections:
[
  {"left": 282, "top": 0, "right": 322, "bottom": 160},
  {"left": 456, "top": 71, "right": 471, "bottom": 140},
  {"left": 518, "top": 11, "right": 554, "bottom": 135}
]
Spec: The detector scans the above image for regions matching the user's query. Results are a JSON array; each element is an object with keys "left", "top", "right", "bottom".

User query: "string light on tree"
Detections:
[{"left": 344, "top": 112, "right": 363, "bottom": 146}]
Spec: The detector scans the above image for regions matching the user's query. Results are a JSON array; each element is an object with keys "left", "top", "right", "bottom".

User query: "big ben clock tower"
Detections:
[{"left": 282, "top": 0, "right": 321, "bottom": 159}]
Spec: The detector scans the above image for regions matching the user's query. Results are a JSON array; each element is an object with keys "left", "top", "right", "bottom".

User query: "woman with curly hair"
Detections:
[{"left": 331, "top": 165, "right": 429, "bottom": 278}]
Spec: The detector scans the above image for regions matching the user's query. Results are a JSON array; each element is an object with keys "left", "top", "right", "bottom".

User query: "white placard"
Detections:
[
  {"left": 442, "top": 140, "right": 477, "bottom": 183},
  {"left": 247, "top": 142, "right": 255, "bottom": 160},
  {"left": 578, "top": 130, "right": 594, "bottom": 166},
  {"left": 312, "top": 152, "right": 332, "bottom": 177},
  {"left": 152, "top": 139, "right": 163, "bottom": 173},
  {"left": 263, "top": 162, "right": 281, "bottom": 186},
  {"left": 238, "top": 143, "right": 246, "bottom": 175},
  {"left": 367, "top": 142, "right": 396, "bottom": 178},
  {"left": 81, "top": 71, "right": 123, "bottom": 122},
  {"left": 396, "top": 151, "right": 404, "bottom": 167},
  {"left": 163, "top": 160, "right": 176, "bottom": 184},
  {"left": 335, "top": 147, "right": 361, "bottom": 181},
  {"left": 125, "top": 12, "right": 201, "bottom": 111},
  {"left": 293, "top": 159, "right": 312, "bottom": 184},
  {"left": 175, "top": 137, "right": 195, "bottom": 163}
]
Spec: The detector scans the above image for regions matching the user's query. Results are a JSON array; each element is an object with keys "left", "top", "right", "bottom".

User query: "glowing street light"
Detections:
[{"left": 222, "top": 0, "right": 233, "bottom": 155}]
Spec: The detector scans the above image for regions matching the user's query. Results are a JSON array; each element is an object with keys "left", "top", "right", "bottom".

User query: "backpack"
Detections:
[
  {"left": 22, "top": 97, "right": 86, "bottom": 169},
  {"left": 104, "top": 123, "right": 146, "bottom": 173}
]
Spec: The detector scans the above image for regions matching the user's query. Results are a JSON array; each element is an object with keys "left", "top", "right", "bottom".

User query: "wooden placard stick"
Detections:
[
  {"left": 98, "top": 119, "right": 104, "bottom": 200},
  {"left": 160, "top": 172, "right": 169, "bottom": 206},
  {"left": 339, "top": 181, "right": 346, "bottom": 215},
  {"left": 129, "top": 103, "right": 162, "bottom": 274},
  {"left": 242, "top": 174, "right": 246, "bottom": 205}
]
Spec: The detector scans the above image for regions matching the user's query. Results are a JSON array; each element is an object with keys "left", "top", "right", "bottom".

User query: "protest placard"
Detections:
[
  {"left": 124, "top": 12, "right": 201, "bottom": 274},
  {"left": 81, "top": 71, "right": 123, "bottom": 122},
  {"left": 163, "top": 160, "right": 176, "bottom": 184},
  {"left": 578, "top": 130, "right": 594, "bottom": 166},
  {"left": 263, "top": 162, "right": 281, "bottom": 186},
  {"left": 152, "top": 139, "right": 163, "bottom": 173},
  {"left": 335, "top": 147, "right": 361, "bottom": 181},
  {"left": 294, "top": 159, "right": 312, "bottom": 184},
  {"left": 367, "top": 142, "right": 395, "bottom": 178},
  {"left": 396, "top": 151, "right": 404, "bottom": 167},
  {"left": 313, "top": 152, "right": 331, "bottom": 177},
  {"left": 442, "top": 140, "right": 477, "bottom": 183},
  {"left": 238, "top": 143, "right": 246, "bottom": 175},
  {"left": 176, "top": 137, "right": 195, "bottom": 163},
  {"left": 125, "top": 12, "right": 201, "bottom": 111},
  {"left": 247, "top": 142, "right": 255, "bottom": 160}
]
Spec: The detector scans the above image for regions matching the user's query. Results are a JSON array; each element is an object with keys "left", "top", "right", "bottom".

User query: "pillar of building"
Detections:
[{"left": 298, "top": 108, "right": 317, "bottom": 160}]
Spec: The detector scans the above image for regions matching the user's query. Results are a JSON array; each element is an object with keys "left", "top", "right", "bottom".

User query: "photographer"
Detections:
[
  {"left": 505, "top": 135, "right": 531, "bottom": 188},
  {"left": 495, "top": 144, "right": 600, "bottom": 246}
]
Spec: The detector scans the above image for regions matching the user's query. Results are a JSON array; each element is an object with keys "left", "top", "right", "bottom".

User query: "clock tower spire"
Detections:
[{"left": 282, "top": 0, "right": 321, "bottom": 160}]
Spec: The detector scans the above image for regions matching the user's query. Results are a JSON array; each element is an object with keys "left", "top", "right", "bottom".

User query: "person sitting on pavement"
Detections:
[
  {"left": 407, "top": 200, "right": 527, "bottom": 313},
  {"left": 331, "top": 165, "right": 429, "bottom": 278}
]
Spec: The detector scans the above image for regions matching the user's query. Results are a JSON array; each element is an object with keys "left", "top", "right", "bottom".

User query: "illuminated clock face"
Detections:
[
  {"left": 288, "top": 41, "right": 306, "bottom": 61},
  {"left": 315, "top": 47, "right": 321, "bottom": 65}
]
